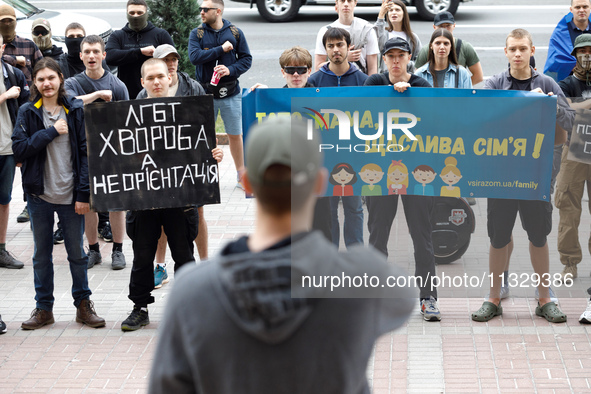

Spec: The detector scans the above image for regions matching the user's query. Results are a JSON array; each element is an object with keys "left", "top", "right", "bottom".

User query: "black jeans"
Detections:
[
  {"left": 126, "top": 207, "right": 198, "bottom": 306},
  {"left": 366, "top": 195, "right": 437, "bottom": 299}
]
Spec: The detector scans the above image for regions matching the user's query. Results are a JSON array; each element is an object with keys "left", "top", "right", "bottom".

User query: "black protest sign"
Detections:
[
  {"left": 568, "top": 109, "right": 591, "bottom": 165},
  {"left": 85, "top": 95, "right": 220, "bottom": 211}
]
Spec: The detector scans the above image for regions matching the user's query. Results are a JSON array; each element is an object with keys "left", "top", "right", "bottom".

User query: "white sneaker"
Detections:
[
  {"left": 579, "top": 299, "right": 591, "bottom": 324},
  {"left": 535, "top": 286, "right": 559, "bottom": 305},
  {"left": 420, "top": 296, "right": 441, "bottom": 321}
]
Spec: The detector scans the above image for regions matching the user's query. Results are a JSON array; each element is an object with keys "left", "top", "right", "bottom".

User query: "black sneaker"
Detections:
[
  {"left": 53, "top": 228, "right": 64, "bottom": 244},
  {"left": 121, "top": 306, "right": 149, "bottom": 331},
  {"left": 99, "top": 223, "right": 113, "bottom": 243},
  {"left": 0, "top": 315, "right": 7, "bottom": 334}
]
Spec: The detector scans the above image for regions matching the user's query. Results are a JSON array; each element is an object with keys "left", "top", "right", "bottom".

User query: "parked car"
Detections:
[
  {"left": 3, "top": 0, "right": 112, "bottom": 50},
  {"left": 232, "top": 0, "right": 472, "bottom": 23}
]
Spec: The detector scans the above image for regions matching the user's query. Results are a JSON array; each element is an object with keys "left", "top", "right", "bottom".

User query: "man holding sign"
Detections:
[
  {"left": 137, "top": 45, "right": 209, "bottom": 285},
  {"left": 472, "top": 29, "right": 571, "bottom": 323},
  {"left": 120, "top": 58, "right": 223, "bottom": 332}
]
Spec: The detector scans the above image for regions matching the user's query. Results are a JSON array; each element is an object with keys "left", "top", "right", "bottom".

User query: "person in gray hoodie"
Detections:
[{"left": 148, "top": 116, "right": 416, "bottom": 394}]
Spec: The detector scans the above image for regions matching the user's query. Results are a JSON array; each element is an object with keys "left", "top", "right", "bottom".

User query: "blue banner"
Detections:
[{"left": 242, "top": 86, "right": 558, "bottom": 201}]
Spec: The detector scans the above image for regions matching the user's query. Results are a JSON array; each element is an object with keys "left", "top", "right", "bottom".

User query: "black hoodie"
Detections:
[
  {"left": 105, "top": 21, "right": 174, "bottom": 98},
  {"left": 149, "top": 231, "right": 416, "bottom": 394}
]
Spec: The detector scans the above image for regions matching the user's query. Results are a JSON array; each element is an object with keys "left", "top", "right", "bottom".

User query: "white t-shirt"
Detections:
[
  {"left": 315, "top": 19, "right": 380, "bottom": 63},
  {"left": 388, "top": 30, "right": 409, "bottom": 42},
  {"left": 0, "top": 71, "right": 14, "bottom": 155}
]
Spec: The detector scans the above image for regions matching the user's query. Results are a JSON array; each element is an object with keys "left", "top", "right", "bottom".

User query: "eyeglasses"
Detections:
[
  {"left": 199, "top": 7, "right": 218, "bottom": 12},
  {"left": 283, "top": 66, "right": 308, "bottom": 75}
]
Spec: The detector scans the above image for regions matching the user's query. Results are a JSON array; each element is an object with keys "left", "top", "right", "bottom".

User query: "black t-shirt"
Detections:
[
  {"left": 282, "top": 82, "right": 315, "bottom": 88},
  {"left": 509, "top": 75, "right": 532, "bottom": 91},
  {"left": 364, "top": 72, "right": 432, "bottom": 87},
  {"left": 558, "top": 74, "right": 591, "bottom": 100}
]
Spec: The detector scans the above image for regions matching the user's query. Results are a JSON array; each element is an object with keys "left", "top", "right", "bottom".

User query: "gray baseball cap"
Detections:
[
  {"left": 245, "top": 117, "right": 322, "bottom": 187},
  {"left": 153, "top": 44, "right": 180, "bottom": 59},
  {"left": 572, "top": 34, "right": 591, "bottom": 56}
]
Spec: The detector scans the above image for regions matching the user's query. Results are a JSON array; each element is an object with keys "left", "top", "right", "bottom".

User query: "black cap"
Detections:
[
  {"left": 434, "top": 11, "right": 455, "bottom": 26},
  {"left": 382, "top": 37, "right": 411, "bottom": 55}
]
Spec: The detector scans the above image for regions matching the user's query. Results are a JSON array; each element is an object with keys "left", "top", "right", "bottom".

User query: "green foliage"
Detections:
[{"left": 147, "top": 0, "right": 202, "bottom": 75}]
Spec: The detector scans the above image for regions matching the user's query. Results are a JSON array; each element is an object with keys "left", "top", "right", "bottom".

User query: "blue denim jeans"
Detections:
[
  {"left": 330, "top": 196, "right": 364, "bottom": 248},
  {"left": 214, "top": 94, "right": 242, "bottom": 135},
  {"left": 27, "top": 194, "right": 90, "bottom": 311}
]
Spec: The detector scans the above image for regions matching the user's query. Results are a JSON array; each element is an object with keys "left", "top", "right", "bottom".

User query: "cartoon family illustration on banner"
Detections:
[{"left": 329, "top": 157, "right": 462, "bottom": 197}]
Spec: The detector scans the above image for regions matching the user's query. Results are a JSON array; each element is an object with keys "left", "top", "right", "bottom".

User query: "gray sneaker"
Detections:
[
  {"left": 111, "top": 250, "right": 126, "bottom": 270},
  {"left": 87, "top": 250, "right": 102, "bottom": 269},
  {"left": 0, "top": 249, "right": 24, "bottom": 269}
]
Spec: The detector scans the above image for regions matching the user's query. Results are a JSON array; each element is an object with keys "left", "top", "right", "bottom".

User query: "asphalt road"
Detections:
[{"left": 30, "top": 0, "right": 573, "bottom": 87}]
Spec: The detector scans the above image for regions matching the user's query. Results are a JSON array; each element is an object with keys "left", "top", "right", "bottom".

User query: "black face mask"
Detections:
[{"left": 65, "top": 37, "right": 84, "bottom": 58}]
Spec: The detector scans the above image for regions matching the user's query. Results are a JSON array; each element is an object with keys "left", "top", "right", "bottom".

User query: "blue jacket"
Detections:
[
  {"left": 308, "top": 63, "right": 368, "bottom": 87},
  {"left": 2, "top": 60, "right": 29, "bottom": 126},
  {"left": 12, "top": 95, "right": 89, "bottom": 203},
  {"left": 544, "top": 12, "right": 591, "bottom": 82},
  {"left": 188, "top": 19, "right": 252, "bottom": 97},
  {"left": 415, "top": 63, "right": 472, "bottom": 89}
]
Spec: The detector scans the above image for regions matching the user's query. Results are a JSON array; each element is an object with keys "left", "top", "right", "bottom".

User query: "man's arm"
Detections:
[
  {"left": 226, "top": 28, "right": 252, "bottom": 78},
  {"left": 15, "top": 67, "right": 30, "bottom": 105},
  {"left": 188, "top": 28, "right": 225, "bottom": 66},
  {"left": 314, "top": 27, "right": 328, "bottom": 72},
  {"left": 314, "top": 54, "right": 327, "bottom": 72},
  {"left": 414, "top": 46, "right": 428, "bottom": 69},
  {"left": 366, "top": 54, "right": 378, "bottom": 76},
  {"left": 105, "top": 31, "right": 144, "bottom": 66},
  {"left": 460, "top": 42, "right": 483, "bottom": 85},
  {"left": 65, "top": 79, "right": 113, "bottom": 104},
  {"left": 1, "top": 54, "right": 17, "bottom": 67},
  {"left": 468, "top": 62, "right": 484, "bottom": 85},
  {"left": 555, "top": 122, "right": 568, "bottom": 145},
  {"left": 76, "top": 90, "right": 113, "bottom": 104},
  {"left": 0, "top": 86, "right": 20, "bottom": 105}
]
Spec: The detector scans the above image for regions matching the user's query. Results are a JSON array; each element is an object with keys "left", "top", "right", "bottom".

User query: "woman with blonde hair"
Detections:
[
  {"left": 439, "top": 157, "right": 462, "bottom": 197},
  {"left": 386, "top": 160, "right": 409, "bottom": 195}
]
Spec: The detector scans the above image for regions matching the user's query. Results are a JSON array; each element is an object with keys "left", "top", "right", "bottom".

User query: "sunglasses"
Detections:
[
  {"left": 283, "top": 66, "right": 308, "bottom": 75},
  {"left": 199, "top": 7, "right": 218, "bottom": 12},
  {"left": 33, "top": 28, "right": 49, "bottom": 36}
]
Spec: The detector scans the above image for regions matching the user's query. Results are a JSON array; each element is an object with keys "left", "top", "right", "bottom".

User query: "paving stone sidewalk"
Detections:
[{"left": 1, "top": 146, "right": 591, "bottom": 393}]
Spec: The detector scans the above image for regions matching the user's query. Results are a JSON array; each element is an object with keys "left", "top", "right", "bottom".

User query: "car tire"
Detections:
[
  {"left": 414, "top": 0, "right": 460, "bottom": 21},
  {"left": 256, "top": 0, "right": 301, "bottom": 22}
]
